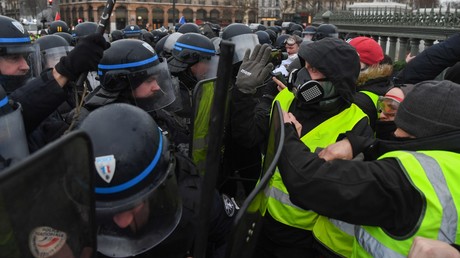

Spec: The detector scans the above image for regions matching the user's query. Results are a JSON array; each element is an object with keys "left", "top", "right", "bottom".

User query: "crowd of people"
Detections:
[{"left": 1, "top": 14, "right": 460, "bottom": 257}]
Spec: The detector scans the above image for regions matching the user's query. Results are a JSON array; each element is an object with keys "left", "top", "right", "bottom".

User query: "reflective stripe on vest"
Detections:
[
  {"left": 353, "top": 150, "right": 460, "bottom": 258},
  {"left": 191, "top": 80, "right": 215, "bottom": 175},
  {"left": 264, "top": 88, "right": 367, "bottom": 231}
]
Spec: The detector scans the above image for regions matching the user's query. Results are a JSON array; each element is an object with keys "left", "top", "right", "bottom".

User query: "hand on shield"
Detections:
[
  {"left": 236, "top": 44, "right": 274, "bottom": 95},
  {"left": 55, "top": 33, "right": 110, "bottom": 81}
]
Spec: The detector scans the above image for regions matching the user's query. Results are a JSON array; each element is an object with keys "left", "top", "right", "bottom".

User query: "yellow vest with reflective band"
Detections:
[
  {"left": 191, "top": 80, "right": 215, "bottom": 175},
  {"left": 360, "top": 90, "right": 380, "bottom": 119},
  {"left": 352, "top": 150, "right": 460, "bottom": 258},
  {"left": 263, "top": 88, "right": 367, "bottom": 232}
]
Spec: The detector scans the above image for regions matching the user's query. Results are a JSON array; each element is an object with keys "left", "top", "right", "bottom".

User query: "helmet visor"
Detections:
[
  {"left": 229, "top": 33, "right": 259, "bottom": 64},
  {"left": 96, "top": 168, "right": 182, "bottom": 257},
  {"left": 128, "top": 60, "right": 176, "bottom": 112},
  {"left": 1, "top": 43, "right": 41, "bottom": 77},
  {"left": 41, "top": 46, "right": 74, "bottom": 70}
]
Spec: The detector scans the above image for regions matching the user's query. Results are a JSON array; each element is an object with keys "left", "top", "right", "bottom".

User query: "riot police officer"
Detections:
[
  {"left": 48, "top": 20, "right": 70, "bottom": 34},
  {"left": 80, "top": 103, "right": 235, "bottom": 258},
  {"left": 167, "top": 32, "right": 217, "bottom": 155}
]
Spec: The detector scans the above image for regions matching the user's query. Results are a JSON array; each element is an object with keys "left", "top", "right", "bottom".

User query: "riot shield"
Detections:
[
  {"left": 225, "top": 100, "right": 285, "bottom": 258},
  {"left": 0, "top": 130, "right": 96, "bottom": 258},
  {"left": 190, "top": 77, "right": 217, "bottom": 175}
]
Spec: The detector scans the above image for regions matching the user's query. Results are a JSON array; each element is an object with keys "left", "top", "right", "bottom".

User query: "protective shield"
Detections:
[
  {"left": 227, "top": 33, "right": 259, "bottom": 64},
  {"left": 41, "top": 46, "right": 74, "bottom": 70},
  {"left": 0, "top": 102, "right": 29, "bottom": 165},
  {"left": 0, "top": 130, "right": 96, "bottom": 258},
  {"left": 190, "top": 77, "right": 217, "bottom": 175},
  {"left": 2, "top": 43, "right": 42, "bottom": 77},
  {"left": 225, "top": 100, "right": 285, "bottom": 258}
]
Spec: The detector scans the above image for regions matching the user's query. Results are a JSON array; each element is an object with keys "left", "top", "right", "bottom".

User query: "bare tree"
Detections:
[{"left": 234, "top": 0, "right": 258, "bottom": 23}]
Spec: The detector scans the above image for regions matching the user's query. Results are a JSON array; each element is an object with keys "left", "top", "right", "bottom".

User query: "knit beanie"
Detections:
[
  {"left": 349, "top": 36, "right": 384, "bottom": 66},
  {"left": 394, "top": 80, "right": 460, "bottom": 138},
  {"left": 298, "top": 37, "right": 360, "bottom": 103}
]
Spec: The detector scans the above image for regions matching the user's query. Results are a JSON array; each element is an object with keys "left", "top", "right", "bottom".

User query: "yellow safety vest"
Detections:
[
  {"left": 263, "top": 88, "right": 367, "bottom": 236},
  {"left": 352, "top": 150, "right": 460, "bottom": 258}
]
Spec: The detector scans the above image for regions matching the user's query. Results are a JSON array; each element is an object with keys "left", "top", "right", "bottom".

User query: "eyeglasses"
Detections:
[{"left": 378, "top": 95, "right": 402, "bottom": 118}]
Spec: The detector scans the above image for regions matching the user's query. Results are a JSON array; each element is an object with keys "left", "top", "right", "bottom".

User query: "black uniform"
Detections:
[{"left": 98, "top": 153, "right": 235, "bottom": 258}]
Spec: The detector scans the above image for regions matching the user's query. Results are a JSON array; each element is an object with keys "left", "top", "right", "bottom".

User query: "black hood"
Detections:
[{"left": 298, "top": 37, "right": 360, "bottom": 103}]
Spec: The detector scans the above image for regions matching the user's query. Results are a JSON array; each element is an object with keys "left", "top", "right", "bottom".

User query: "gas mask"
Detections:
[{"left": 288, "top": 67, "right": 340, "bottom": 110}]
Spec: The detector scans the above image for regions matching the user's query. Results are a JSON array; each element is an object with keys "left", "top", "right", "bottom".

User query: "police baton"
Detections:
[
  {"left": 193, "top": 40, "right": 235, "bottom": 258},
  {"left": 75, "top": 0, "right": 115, "bottom": 87}
]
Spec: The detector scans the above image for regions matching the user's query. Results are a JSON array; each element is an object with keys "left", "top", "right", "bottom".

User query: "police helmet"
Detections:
[
  {"left": 54, "top": 32, "right": 75, "bottom": 46},
  {"left": 48, "top": 20, "right": 70, "bottom": 34},
  {"left": 289, "top": 24, "right": 304, "bottom": 34},
  {"left": 123, "top": 24, "right": 141, "bottom": 39},
  {"left": 302, "top": 25, "right": 317, "bottom": 36},
  {"left": 274, "top": 34, "right": 290, "bottom": 50},
  {"left": 265, "top": 29, "right": 277, "bottom": 46},
  {"left": 72, "top": 22, "right": 98, "bottom": 44},
  {"left": 109, "top": 29, "right": 124, "bottom": 42},
  {"left": 177, "top": 22, "right": 201, "bottom": 34},
  {"left": 35, "top": 35, "right": 73, "bottom": 70},
  {"left": 161, "top": 32, "right": 183, "bottom": 58},
  {"left": 140, "top": 29, "right": 155, "bottom": 47},
  {"left": 0, "top": 15, "right": 41, "bottom": 92},
  {"left": 255, "top": 30, "right": 272, "bottom": 45},
  {"left": 98, "top": 39, "right": 176, "bottom": 111},
  {"left": 221, "top": 23, "right": 259, "bottom": 64},
  {"left": 80, "top": 103, "right": 181, "bottom": 257},
  {"left": 151, "top": 30, "right": 168, "bottom": 44},
  {"left": 168, "top": 32, "right": 216, "bottom": 74},
  {"left": 315, "top": 23, "right": 339, "bottom": 40}
]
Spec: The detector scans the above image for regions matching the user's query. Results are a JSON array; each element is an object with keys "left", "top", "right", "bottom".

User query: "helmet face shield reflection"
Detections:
[
  {"left": 128, "top": 60, "right": 176, "bottom": 112},
  {"left": 41, "top": 46, "right": 73, "bottom": 70},
  {"left": 1, "top": 43, "right": 41, "bottom": 77},
  {"left": 96, "top": 167, "right": 182, "bottom": 257},
  {"left": 228, "top": 33, "right": 259, "bottom": 64}
]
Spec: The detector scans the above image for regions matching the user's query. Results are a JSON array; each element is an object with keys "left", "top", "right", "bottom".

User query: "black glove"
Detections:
[
  {"left": 55, "top": 33, "right": 110, "bottom": 81},
  {"left": 236, "top": 44, "right": 274, "bottom": 95},
  {"left": 262, "top": 80, "right": 280, "bottom": 99}
]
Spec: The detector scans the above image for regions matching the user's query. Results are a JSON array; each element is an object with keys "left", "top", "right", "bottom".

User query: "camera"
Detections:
[{"left": 270, "top": 49, "right": 288, "bottom": 67}]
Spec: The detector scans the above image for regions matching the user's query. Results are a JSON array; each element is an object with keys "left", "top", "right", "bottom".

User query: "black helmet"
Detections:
[
  {"left": 289, "top": 24, "right": 303, "bottom": 34},
  {"left": 302, "top": 25, "right": 317, "bottom": 36},
  {"left": 168, "top": 32, "right": 216, "bottom": 74},
  {"left": 72, "top": 22, "right": 98, "bottom": 43},
  {"left": 265, "top": 29, "right": 277, "bottom": 46},
  {"left": 267, "top": 26, "right": 281, "bottom": 35},
  {"left": 34, "top": 35, "right": 73, "bottom": 70},
  {"left": 221, "top": 23, "right": 259, "bottom": 64},
  {"left": 54, "top": 32, "right": 75, "bottom": 46},
  {"left": 109, "top": 29, "right": 124, "bottom": 42},
  {"left": 48, "top": 20, "right": 70, "bottom": 34},
  {"left": 177, "top": 22, "right": 201, "bottom": 34},
  {"left": 140, "top": 29, "right": 155, "bottom": 47},
  {"left": 315, "top": 24, "right": 338, "bottom": 41},
  {"left": 161, "top": 32, "right": 183, "bottom": 58},
  {"left": 274, "top": 34, "right": 290, "bottom": 50},
  {"left": 255, "top": 30, "right": 272, "bottom": 45},
  {"left": 98, "top": 39, "right": 176, "bottom": 111},
  {"left": 123, "top": 24, "right": 141, "bottom": 39},
  {"left": 0, "top": 15, "right": 41, "bottom": 92},
  {"left": 80, "top": 103, "right": 181, "bottom": 257},
  {"left": 151, "top": 30, "right": 168, "bottom": 44}
]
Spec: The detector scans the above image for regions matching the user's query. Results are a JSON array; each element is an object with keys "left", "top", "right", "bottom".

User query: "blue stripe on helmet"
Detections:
[
  {"left": 0, "top": 96, "right": 8, "bottom": 108},
  {"left": 95, "top": 128, "right": 163, "bottom": 194},
  {"left": 98, "top": 55, "right": 159, "bottom": 70},
  {"left": 0, "top": 37, "right": 30, "bottom": 43},
  {"left": 174, "top": 42, "right": 215, "bottom": 54},
  {"left": 125, "top": 30, "right": 141, "bottom": 34}
]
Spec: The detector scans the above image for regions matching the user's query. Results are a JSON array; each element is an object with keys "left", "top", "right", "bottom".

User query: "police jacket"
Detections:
[
  {"left": 9, "top": 69, "right": 67, "bottom": 135},
  {"left": 99, "top": 152, "right": 234, "bottom": 258},
  {"left": 395, "top": 33, "right": 460, "bottom": 84},
  {"left": 278, "top": 126, "right": 460, "bottom": 247}
]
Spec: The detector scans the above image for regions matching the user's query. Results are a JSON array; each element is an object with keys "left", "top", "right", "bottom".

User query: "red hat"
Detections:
[{"left": 349, "top": 36, "right": 384, "bottom": 65}]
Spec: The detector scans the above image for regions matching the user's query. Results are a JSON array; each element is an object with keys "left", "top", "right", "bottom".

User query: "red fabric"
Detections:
[
  {"left": 55, "top": 12, "right": 61, "bottom": 21},
  {"left": 349, "top": 36, "right": 384, "bottom": 65}
]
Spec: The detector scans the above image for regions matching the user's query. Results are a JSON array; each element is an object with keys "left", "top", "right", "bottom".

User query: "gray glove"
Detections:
[{"left": 236, "top": 44, "right": 275, "bottom": 94}]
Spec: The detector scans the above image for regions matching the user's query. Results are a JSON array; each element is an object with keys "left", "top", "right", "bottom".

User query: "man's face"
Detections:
[
  {"left": 285, "top": 43, "right": 299, "bottom": 56},
  {"left": 0, "top": 54, "right": 30, "bottom": 76},
  {"left": 132, "top": 75, "right": 161, "bottom": 99},
  {"left": 190, "top": 59, "right": 211, "bottom": 81}
]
